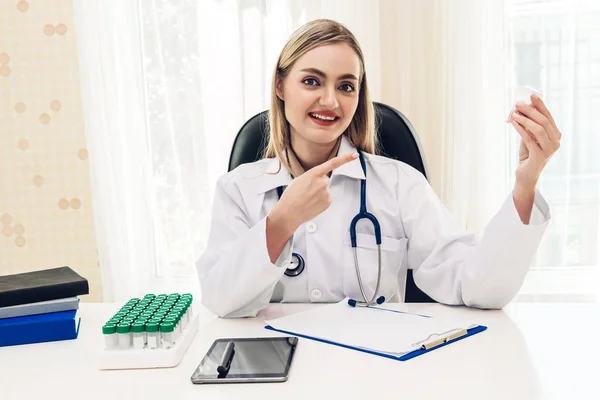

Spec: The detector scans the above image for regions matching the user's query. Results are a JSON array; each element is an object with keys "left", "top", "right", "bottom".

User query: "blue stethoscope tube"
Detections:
[{"left": 276, "top": 152, "right": 385, "bottom": 307}]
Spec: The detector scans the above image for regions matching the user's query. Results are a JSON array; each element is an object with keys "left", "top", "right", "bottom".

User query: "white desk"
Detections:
[{"left": 1, "top": 302, "right": 599, "bottom": 400}]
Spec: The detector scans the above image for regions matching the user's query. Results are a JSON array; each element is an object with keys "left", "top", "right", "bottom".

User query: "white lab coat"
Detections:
[{"left": 196, "top": 135, "right": 550, "bottom": 318}]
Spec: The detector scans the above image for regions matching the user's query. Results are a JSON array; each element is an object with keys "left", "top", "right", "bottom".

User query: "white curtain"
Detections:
[
  {"left": 73, "top": 0, "right": 208, "bottom": 300},
  {"left": 73, "top": 0, "right": 160, "bottom": 301},
  {"left": 379, "top": 0, "right": 509, "bottom": 233},
  {"left": 73, "top": 0, "right": 385, "bottom": 301},
  {"left": 77, "top": 0, "right": 590, "bottom": 303}
]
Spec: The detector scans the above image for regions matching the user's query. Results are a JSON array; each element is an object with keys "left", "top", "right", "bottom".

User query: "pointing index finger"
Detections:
[{"left": 312, "top": 152, "right": 359, "bottom": 176}]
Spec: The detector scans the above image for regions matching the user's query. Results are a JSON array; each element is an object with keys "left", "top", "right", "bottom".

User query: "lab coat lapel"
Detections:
[
  {"left": 332, "top": 135, "right": 365, "bottom": 180},
  {"left": 233, "top": 157, "right": 291, "bottom": 223}
]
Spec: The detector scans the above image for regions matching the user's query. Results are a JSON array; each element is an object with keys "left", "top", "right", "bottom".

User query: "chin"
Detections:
[
  {"left": 305, "top": 123, "right": 350, "bottom": 143},
  {"left": 304, "top": 130, "right": 344, "bottom": 145}
]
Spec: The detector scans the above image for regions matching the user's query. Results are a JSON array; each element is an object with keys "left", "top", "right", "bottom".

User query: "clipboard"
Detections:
[{"left": 264, "top": 300, "right": 487, "bottom": 362}]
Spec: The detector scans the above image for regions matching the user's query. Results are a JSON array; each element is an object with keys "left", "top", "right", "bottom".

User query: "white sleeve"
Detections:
[
  {"left": 401, "top": 167, "right": 550, "bottom": 309},
  {"left": 195, "top": 175, "right": 293, "bottom": 318}
]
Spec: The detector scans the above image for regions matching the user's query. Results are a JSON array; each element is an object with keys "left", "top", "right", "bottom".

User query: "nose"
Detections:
[{"left": 319, "top": 86, "right": 338, "bottom": 110}]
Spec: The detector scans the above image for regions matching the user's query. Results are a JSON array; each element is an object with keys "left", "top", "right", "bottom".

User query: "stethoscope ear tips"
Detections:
[
  {"left": 347, "top": 299, "right": 358, "bottom": 307},
  {"left": 376, "top": 296, "right": 385, "bottom": 305}
]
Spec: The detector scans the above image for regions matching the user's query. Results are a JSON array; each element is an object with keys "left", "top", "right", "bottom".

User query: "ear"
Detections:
[{"left": 275, "top": 75, "right": 284, "bottom": 101}]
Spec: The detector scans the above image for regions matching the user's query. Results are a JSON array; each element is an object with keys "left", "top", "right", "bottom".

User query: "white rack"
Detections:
[{"left": 97, "top": 313, "right": 199, "bottom": 370}]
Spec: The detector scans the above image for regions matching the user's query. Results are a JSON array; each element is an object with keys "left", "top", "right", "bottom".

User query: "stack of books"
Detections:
[{"left": 0, "top": 266, "right": 89, "bottom": 347}]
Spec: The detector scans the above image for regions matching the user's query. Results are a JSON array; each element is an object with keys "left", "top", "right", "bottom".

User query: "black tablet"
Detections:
[{"left": 190, "top": 337, "right": 298, "bottom": 384}]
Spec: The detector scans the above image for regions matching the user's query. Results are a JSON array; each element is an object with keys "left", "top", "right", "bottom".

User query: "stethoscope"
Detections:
[{"left": 276, "top": 152, "right": 385, "bottom": 307}]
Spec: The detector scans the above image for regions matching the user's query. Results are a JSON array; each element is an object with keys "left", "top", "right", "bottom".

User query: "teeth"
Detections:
[{"left": 310, "top": 113, "right": 336, "bottom": 121}]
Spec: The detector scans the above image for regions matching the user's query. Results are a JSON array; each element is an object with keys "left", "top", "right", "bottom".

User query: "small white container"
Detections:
[
  {"left": 131, "top": 322, "right": 146, "bottom": 350},
  {"left": 168, "top": 312, "right": 183, "bottom": 340},
  {"left": 173, "top": 305, "right": 187, "bottom": 328},
  {"left": 507, "top": 86, "right": 544, "bottom": 123},
  {"left": 116, "top": 323, "right": 132, "bottom": 350},
  {"left": 160, "top": 322, "right": 175, "bottom": 350},
  {"left": 180, "top": 314, "right": 187, "bottom": 331},
  {"left": 146, "top": 321, "right": 160, "bottom": 349},
  {"left": 175, "top": 318, "right": 183, "bottom": 342},
  {"left": 102, "top": 324, "right": 119, "bottom": 351},
  {"left": 179, "top": 301, "right": 192, "bottom": 325}
]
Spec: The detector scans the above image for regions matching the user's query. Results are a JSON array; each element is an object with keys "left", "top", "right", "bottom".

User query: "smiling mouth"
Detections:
[{"left": 308, "top": 112, "right": 340, "bottom": 122}]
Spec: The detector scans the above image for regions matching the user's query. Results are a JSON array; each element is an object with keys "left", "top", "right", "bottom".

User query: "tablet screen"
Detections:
[{"left": 191, "top": 337, "right": 297, "bottom": 382}]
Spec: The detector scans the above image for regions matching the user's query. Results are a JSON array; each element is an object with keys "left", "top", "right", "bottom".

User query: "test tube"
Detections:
[
  {"left": 182, "top": 295, "right": 193, "bottom": 318},
  {"left": 162, "top": 316, "right": 179, "bottom": 342},
  {"left": 146, "top": 321, "right": 160, "bottom": 349},
  {"left": 171, "top": 306, "right": 185, "bottom": 330},
  {"left": 131, "top": 322, "right": 146, "bottom": 350},
  {"left": 137, "top": 301, "right": 150, "bottom": 310},
  {"left": 159, "top": 322, "right": 175, "bottom": 349},
  {"left": 134, "top": 308, "right": 145, "bottom": 315},
  {"left": 122, "top": 305, "right": 133, "bottom": 312},
  {"left": 174, "top": 311, "right": 184, "bottom": 338},
  {"left": 102, "top": 324, "right": 119, "bottom": 351},
  {"left": 116, "top": 322, "right": 132, "bottom": 350},
  {"left": 141, "top": 311, "right": 154, "bottom": 320},
  {"left": 156, "top": 294, "right": 167, "bottom": 302},
  {"left": 182, "top": 305, "right": 189, "bottom": 327},
  {"left": 114, "top": 311, "right": 127, "bottom": 320},
  {"left": 163, "top": 300, "right": 175, "bottom": 310},
  {"left": 183, "top": 299, "right": 192, "bottom": 322}
]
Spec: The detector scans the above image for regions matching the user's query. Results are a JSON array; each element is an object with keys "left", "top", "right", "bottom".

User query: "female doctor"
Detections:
[{"left": 196, "top": 19, "right": 562, "bottom": 318}]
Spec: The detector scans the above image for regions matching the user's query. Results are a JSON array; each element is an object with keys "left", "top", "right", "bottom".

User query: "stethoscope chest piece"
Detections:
[{"left": 285, "top": 253, "right": 305, "bottom": 277}]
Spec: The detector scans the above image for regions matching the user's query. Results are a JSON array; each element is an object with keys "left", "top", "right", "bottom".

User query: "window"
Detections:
[{"left": 506, "top": 0, "right": 600, "bottom": 300}]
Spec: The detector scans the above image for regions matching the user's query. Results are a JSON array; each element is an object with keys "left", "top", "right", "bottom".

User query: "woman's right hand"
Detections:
[
  {"left": 272, "top": 152, "right": 359, "bottom": 231},
  {"left": 266, "top": 152, "right": 359, "bottom": 263}
]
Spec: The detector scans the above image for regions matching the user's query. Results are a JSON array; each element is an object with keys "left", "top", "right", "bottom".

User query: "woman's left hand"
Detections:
[{"left": 510, "top": 94, "right": 562, "bottom": 190}]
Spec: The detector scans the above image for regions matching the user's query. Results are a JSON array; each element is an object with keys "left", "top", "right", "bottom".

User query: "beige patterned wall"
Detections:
[{"left": 0, "top": 0, "right": 101, "bottom": 301}]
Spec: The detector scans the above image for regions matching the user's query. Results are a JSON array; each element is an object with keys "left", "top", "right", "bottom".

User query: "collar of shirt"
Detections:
[
  {"left": 285, "top": 136, "right": 341, "bottom": 178},
  {"left": 254, "top": 134, "right": 366, "bottom": 195}
]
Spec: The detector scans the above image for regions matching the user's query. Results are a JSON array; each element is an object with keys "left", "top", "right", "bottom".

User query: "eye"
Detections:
[
  {"left": 339, "top": 83, "right": 355, "bottom": 93},
  {"left": 302, "top": 78, "right": 319, "bottom": 86}
]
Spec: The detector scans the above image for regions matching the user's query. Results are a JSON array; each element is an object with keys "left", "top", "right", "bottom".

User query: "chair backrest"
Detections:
[{"left": 228, "top": 102, "right": 435, "bottom": 303}]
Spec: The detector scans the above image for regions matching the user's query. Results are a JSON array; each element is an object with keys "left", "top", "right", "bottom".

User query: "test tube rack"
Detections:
[{"left": 97, "top": 293, "right": 199, "bottom": 370}]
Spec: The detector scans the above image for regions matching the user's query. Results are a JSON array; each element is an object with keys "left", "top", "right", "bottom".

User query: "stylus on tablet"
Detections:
[{"left": 217, "top": 341, "right": 235, "bottom": 376}]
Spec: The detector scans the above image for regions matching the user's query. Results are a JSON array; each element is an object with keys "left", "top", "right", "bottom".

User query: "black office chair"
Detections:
[{"left": 228, "top": 102, "right": 435, "bottom": 303}]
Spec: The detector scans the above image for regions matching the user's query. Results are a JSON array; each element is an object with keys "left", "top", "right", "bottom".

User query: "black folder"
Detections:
[{"left": 0, "top": 267, "right": 89, "bottom": 308}]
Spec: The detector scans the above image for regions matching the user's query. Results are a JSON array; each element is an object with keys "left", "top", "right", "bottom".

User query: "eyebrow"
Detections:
[{"left": 300, "top": 68, "right": 358, "bottom": 81}]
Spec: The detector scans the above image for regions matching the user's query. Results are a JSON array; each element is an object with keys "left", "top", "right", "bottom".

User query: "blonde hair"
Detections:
[{"left": 264, "top": 19, "right": 378, "bottom": 167}]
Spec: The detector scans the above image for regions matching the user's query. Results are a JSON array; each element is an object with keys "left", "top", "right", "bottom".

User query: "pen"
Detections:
[{"left": 217, "top": 341, "right": 235, "bottom": 376}]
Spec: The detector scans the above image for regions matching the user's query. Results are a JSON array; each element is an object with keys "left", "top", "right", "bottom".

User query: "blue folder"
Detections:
[
  {"left": 0, "top": 309, "right": 81, "bottom": 347},
  {"left": 265, "top": 305, "right": 487, "bottom": 362}
]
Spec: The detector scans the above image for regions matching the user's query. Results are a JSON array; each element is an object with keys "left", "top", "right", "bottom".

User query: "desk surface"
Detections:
[{"left": 1, "top": 301, "right": 599, "bottom": 400}]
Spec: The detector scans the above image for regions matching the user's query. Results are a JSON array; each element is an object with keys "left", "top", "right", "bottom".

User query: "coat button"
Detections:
[
  {"left": 306, "top": 221, "right": 317, "bottom": 233},
  {"left": 310, "top": 288, "right": 322, "bottom": 299}
]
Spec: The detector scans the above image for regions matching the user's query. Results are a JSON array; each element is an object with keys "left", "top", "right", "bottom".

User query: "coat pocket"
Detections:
[{"left": 343, "top": 233, "right": 408, "bottom": 303}]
